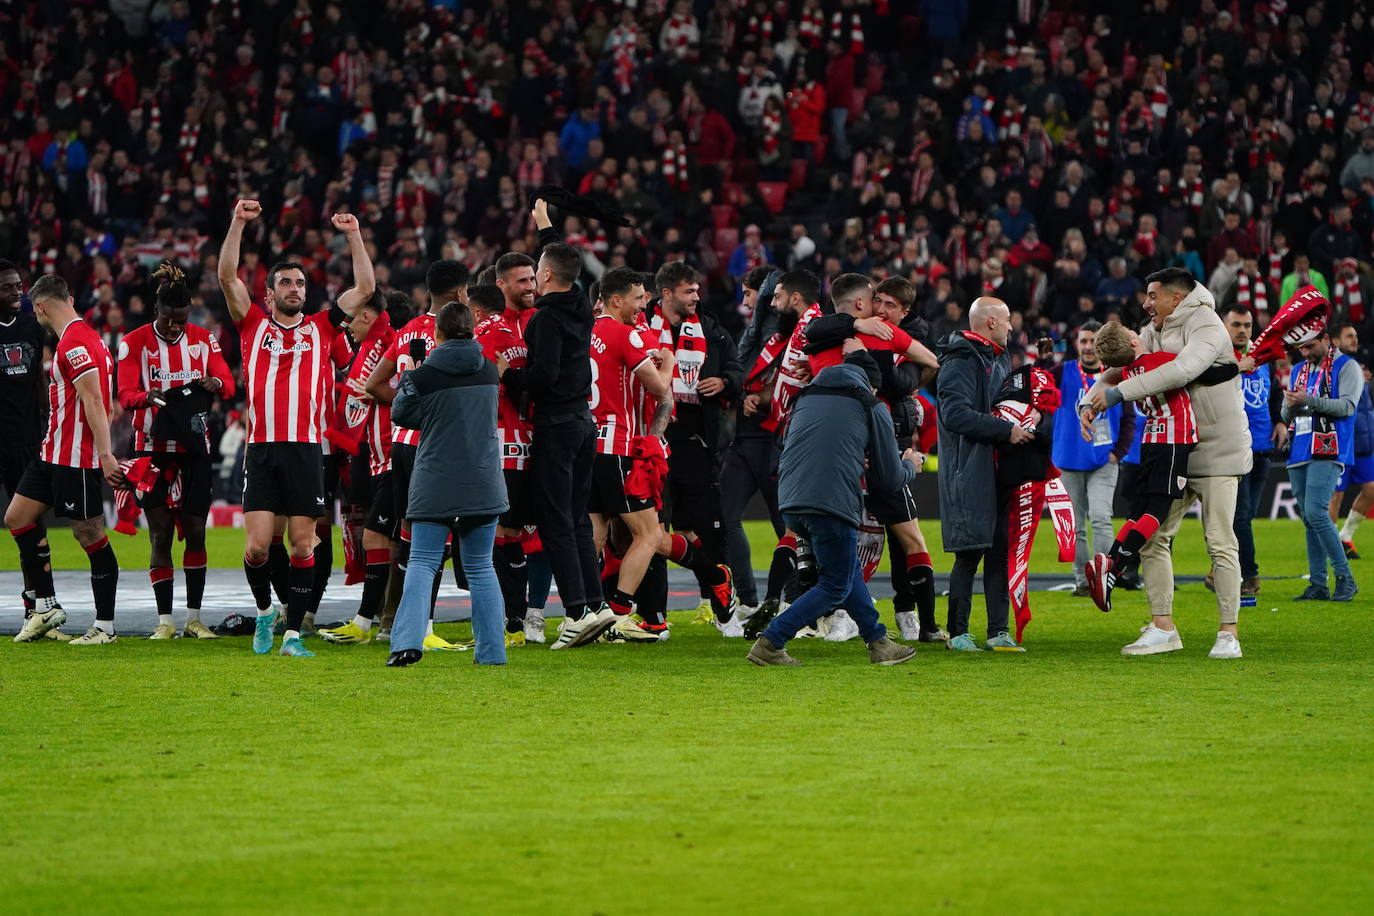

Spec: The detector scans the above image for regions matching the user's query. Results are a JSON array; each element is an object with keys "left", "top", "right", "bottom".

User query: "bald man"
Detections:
[{"left": 936, "top": 298, "right": 1035, "bottom": 651}]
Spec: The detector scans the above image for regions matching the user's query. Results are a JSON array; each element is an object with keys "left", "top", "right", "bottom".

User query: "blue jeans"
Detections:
[
  {"left": 827, "top": 108, "right": 851, "bottom": 161},
  {"left": 393, "top": 518, "right": 505, "bottom": 664},
  {"left": 1288, "top": 461, "right": 1351, "bottom": 587},
  {"left": 1234, "top": 452, "right": 1269, "bottom": 579},
  {"left": 762, "top": 512, "right": 887, "bottom": 647}
]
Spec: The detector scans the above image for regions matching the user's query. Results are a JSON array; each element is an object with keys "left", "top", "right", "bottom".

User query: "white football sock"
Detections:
[{"left": 1340, "top": 509, "right": 1365, "bottom": 542}]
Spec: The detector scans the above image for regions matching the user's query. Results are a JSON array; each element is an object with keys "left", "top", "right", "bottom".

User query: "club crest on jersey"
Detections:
[
  {"left": 345, "top": 395, "right": 369, "bottom": 427},
  {"left": 66, "top": 345, "right": 92, "bottom": 371},
  {"left": 188, "top": 343, "right": 204, "bottom": 361}
]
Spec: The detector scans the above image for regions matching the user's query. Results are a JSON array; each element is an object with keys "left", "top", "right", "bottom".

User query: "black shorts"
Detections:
[
  {"left": 344, "top": 446, "right": 372, "bottom": 507},
  {"left": 662, "top": 434, "right": 723, "bottom": 534},
  {"left": 391, "top": 442, "right": 417, "bottom": 524},
  {"left": 1135, "top": 442, "right": 1192, "bottom": 503},
  {"left": 134, "top": 451, "right": 213, "bottom": 517},
  {"left": 866, "top": 481, "right": 919, "bottom": 526},
  {"left": 242, "top": 442, "right": 326, "bottom": 518},
  {"left": 1, "top": 441, "right": 40, "bottom": 498},
  {"left": 501, "top": 467, "right": 537, "bottom": 528},
  {"left": 364, "top": 470, "right": 399, "bottom": 539},
  {"left": 15, "top": 459, "right": 103, "bottom": 520},
  {"left": 321, "top": 451, "right": 342, "bottom": 506},
  {"left": 588, "top": 454, "right": 655, "bottom": 517}
]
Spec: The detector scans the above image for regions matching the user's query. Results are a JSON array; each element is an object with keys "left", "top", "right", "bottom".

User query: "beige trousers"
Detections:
[{"left": 1139, "top": 475, "right": 1241, "bottom": 626}]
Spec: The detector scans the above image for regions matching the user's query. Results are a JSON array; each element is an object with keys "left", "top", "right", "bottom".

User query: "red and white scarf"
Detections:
[
  {"left": 945, "top": 235, "right": 969, "bottom": 278},
  {"left": 798, "top": 6, "right": 824, "bottom": 46},
  {"left": 86, "top": 167, "right": 107, "bottom": 215},
  {"left": 876, "top": 208, "right": 906, "bottom": 241},
  {"left": 1334, "top": 272, "right": 1365, "bottom": 324},
  {"left": 761, "top": 105, "right": 781, "bottom": 155},
  {"left": 1235, "top": 271, "right": 1269, "bottom": 315},
  {"left": 652, "top": 311, "right": 709, "bottom": 407},
  {"left": 831, "top": 11, "right": 864, "bottom": 54},
  {"left": 1180, "top": 176, "right": 1204, "bottom": 213},
  {"left": 661, "top": 142, "right": 690, "bottom": 191},
  {"left": 1267, "top": 247, "right": 1287, "bottom": 288}
]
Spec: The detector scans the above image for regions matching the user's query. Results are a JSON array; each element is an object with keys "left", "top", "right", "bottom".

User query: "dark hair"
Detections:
[
  {"left": 426, "top": 259, "right": 471, "bottom": 298},
  {"left": 358, "top": 289, "right": 386, "bottom": 314},
  {"left": 495, "top": 252, "right": 535, "bottom": 276},
  {"left": 435, "top": 300, "right": 474, "bottom": 340},
  {"left": 1333, "top": 321, "right": 1357, "bottom": 336},
  {"left": 776, "top": 269, "right": 820, "bottom": 307},
  {"left": 600, "top": 266, "right": 644, "bottom": 301},
  {"left": 830, "top": 272, "right": 872, "bottom": 308},
  {"left": 29, "top": 274, "right": 69, "bottom": 304},
  {"left": 743, "top": 264, "right": 775, "bottom": 291},
  {"left": 0, "top": 259, "right": 17, "bottom": 274},
  {"left": 152, "top": 261, "right": 191, "bottom": 311},
  {"left": 1144, "top": 267, "right": 1195, "bottom": 296},
  {"left": 540, "top": 243, "right": 583, "bottom": 285},
  {"left": 654, "top": 260, "right": 700, "bottom": 296},
  {"left": 466, "top": 284, "right": 505, "bottom": 317},
  {"left": 469, "top": 266, "right": 498, "bottom": 291},
  {"left": 267, "top": 261, "right": 306, "bottom": 289},
  {"left": 587, "top": 280, "right": 601, "bottom": 305},
  {"left": 1221, "top": 304, "right": 1253, "bottom": 320},
  {"left": 1078, "top": 319, "right": 1103, "bottom": 334},
  {"left": 874, "top": 276, "right": 915, "bottom": 310},
  {"left": 384, "top": 290, "right": 414, "bottom": 326}
]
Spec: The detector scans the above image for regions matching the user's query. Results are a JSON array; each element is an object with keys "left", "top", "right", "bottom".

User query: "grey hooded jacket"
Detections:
[
  {"left": 778, "top": 359, "right": 916, "bottom": 528},
  {"left": 391, "top": 338, "right": 509, "bottom": 523}
]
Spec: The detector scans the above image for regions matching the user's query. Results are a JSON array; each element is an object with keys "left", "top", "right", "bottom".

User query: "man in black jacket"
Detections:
[
  {"left": 653, "top": 261, "right": 745, "bottom": 632},
  {"left": 501, "top": 200, "right": 611, "bottom": 649}
]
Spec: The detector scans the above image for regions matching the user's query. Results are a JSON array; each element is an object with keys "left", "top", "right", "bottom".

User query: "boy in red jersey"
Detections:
[
  {"left": 1084, "top": 320, "right": 1239, "bottom": 612},
  {"left": 116, "top": 263, "right": 234, "bottom": 639},
  {"left": 218, "top": 200, "right": 372, "bottom": 657},
  {"left": 6, "top": 275, "right": 125, "bottom": 645}
]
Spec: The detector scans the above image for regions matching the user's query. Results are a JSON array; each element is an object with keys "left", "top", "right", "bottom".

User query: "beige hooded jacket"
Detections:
[{"left": 1113, "top": 282, "right": 1253, "bottom": 477}]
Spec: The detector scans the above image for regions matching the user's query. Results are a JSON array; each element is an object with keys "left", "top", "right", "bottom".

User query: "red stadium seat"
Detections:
[
  {"left": 758, "top": 182, "right": 788, "bottom": 215},
  {"left": 711, "top": 204, "right": 737, "bottom": 229},
  {"left": 848, "top": 88, "right": 867, "bottom": 121},
  {"left": 813, "top": 135, "right": 828, "bottom": 163},
  {"left": 721, "top": 182, "right": 744, "bottom": 206},
  {"left": 864, "top": 64, "right": 885, "bottom": 96},
  {"left": 787, "top": 158, "right": 808, "bottom": 191},
  {"left": 714, "top": 227, "right": 739, "bottom": 256}
]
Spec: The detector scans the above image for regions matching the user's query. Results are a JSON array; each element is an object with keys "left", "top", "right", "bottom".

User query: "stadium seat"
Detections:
[
  {"left": 848, "top": 89, "right": 867, "bottom": 121},
  {"left": 787, "top": 158, "right": 808, "bottom": 191},
  {"left": 713, "top": 227, "right": 739, "bottom": 258},
  {"left": 721, "top": 182, "right": 744, "bottom": 206},
  {"left": 711, "top": 204, "right": 737, "bottom": 229},
  {"left": 758, "top": 182, "right": 788, "bottom": 215},
  {"left": 864, "top": 64, "right": 885, "bottom": 95}
]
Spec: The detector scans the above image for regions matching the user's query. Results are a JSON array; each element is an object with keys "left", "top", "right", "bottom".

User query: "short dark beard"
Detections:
[{"left": 276, "top": 300, "right": 305, "bottom": 317}]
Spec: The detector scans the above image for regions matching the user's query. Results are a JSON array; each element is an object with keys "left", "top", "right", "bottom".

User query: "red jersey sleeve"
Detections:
[
  {"left": 1127, "top": 351, "right": 1176, "bottom": 377},
  {"left": 205, "top": 331, "right": 236, "bottom": 398},
  {"left": 888, "top": 325, "right": 913, "bottom": 354},
  {"left": 623, "top": 325, "right": 656, "bottom": 371},
  {"left": 116, "top": 329, "right": 151, "bottom": 409},
  {"left": 60, "top": 335, "right": 99, "bottom": 382},
  {"left": 234, "top": 305, "right": 266, "bottom": 332}
]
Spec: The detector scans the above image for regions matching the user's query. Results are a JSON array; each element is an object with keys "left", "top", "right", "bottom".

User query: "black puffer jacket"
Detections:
[{"left": 936, "top": 331, "right": 1014, "bottom": 552}]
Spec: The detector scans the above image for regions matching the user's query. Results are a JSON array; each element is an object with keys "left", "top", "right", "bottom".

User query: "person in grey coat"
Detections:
[
  {"left": 747, "top": 346, "right": 921, "bottom": 666},
  {"left": 386, "top": 302, "right": 509, "bottom": 667},
  {"left": 936, "top": 297, "right": 1035, "bottom": 652}
]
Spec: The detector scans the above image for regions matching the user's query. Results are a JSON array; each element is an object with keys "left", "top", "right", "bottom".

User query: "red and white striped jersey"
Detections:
[
  {"left": 383, "top": 313, "right": 437, "bottom": 449},
  {"left": 117, "top": 322, "right": 235, "bottom": 453},
  {"left": 41, "top": 318, "right": 114, "bottom": 469},
  {"left": 236, "top": 306, "right": 342, "bottom": 445},
  {"left": 763, "top": 302, "right": 825, "bottom": 433},
  {"left": 475, "top": 313, "right": 532, "bottom": 470},
  {"left": 590, "top": 315, "right": 656, "bottom": 456},
  {"left": 1124, "top": 351, "right": 1198, "bottom": 445}
]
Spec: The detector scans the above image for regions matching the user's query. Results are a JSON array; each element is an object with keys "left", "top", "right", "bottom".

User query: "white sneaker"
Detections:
[
  {"left": 70, "top": 626, "right": 117, "bottom": 646},
  {"left": 894, "top": 611, "right": 921, "bottom": 641},
  {"left": 14, "top": 605, "right": 67, "bottom": 642},
  {"left": 550, "top": 606, "right": 616, "bottom": 649},
  {"left": 824, "top": 610, "right": 860, "bottom": 642},
  {"left": 735, "top": 604, "right": 758, "bottom": 621},
  {"left": 374, "top": 628, "right": 391, "bottom": 643},
  {"left": 1208, "top": 631, "right": 1242, "bottom": 659},
  {"left": 148, "top": 622, "right": 176, "bottom": 640},
  {"left": 524, "top": 611, "right": 547, "bottom": 644},
  {"left": 1121, "top": 624, "right": 1183, "bottom": 656},
  {"left": 714, "top": 607, "right": 747, "bottom": 638}
]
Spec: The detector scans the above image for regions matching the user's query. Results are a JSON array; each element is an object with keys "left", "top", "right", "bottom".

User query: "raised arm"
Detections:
[
  {"left": 217, "top": 199, "right": 261, "bottom": 323},
  {"left": 332, "top": 212, "right": 375, "bottom": 318}
]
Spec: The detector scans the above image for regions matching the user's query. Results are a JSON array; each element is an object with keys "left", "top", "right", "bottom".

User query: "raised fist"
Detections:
[
  {"left": 331, "top": 212, "right": 360, "bottom": 234},
  {"left": 233, "top": 199, "right": 262, "bottom": 223}
]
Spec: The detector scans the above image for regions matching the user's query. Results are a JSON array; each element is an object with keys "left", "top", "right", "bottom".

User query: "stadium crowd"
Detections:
[{"left": 4, "top": 1, "right": 1374, "bottom": 663}]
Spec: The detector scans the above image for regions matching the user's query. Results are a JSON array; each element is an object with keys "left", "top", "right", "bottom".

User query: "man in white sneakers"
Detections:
[{"left": 1082, "top": 268, "right": 1249, "bottom": 659}]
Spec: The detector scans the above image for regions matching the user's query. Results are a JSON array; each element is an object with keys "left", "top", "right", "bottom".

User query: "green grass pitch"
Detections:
[{"left": 2, "top": 519, "right": 1371, "bottom": 914}]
